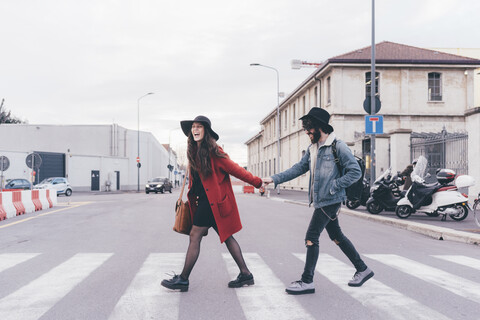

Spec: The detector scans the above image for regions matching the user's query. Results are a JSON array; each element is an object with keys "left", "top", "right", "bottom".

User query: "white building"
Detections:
[
  {"left": 0, "top": 123, "right": 177, "bottom": 191},
  {"left": 246, "top": 41, "right": 480, "bottom": 196}
]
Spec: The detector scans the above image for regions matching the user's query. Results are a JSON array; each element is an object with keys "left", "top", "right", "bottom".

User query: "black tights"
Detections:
[{"left": 180, "top": 225, "right": 250, "bottom": 280}]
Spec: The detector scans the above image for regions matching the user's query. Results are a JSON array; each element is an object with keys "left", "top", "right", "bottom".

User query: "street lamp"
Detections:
[
  {"left": 168, "top": 127, "right": 180, "bottom": 184},
  {"left": 137, "top": 92, "right": 154, "bottom": 192},
  {"left": 250, "top": 63, "right": 280, "bottom": 194}
]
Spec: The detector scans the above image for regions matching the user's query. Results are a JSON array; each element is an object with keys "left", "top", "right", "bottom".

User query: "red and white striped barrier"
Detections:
[
  {"left": 22, "top": 190, "right": 36, "bottom": 214},
  {"left": 38, "top": 189, "right": 51, "bottom": 209},
  {"left": 0, "top": 192, "right": 17, "bottom": 219},
  {"left": 0, "top": 190, "right": 57, "bottom": 221},
  {"left": 0, "top": 193, "right": 7, "bottom": 220}
]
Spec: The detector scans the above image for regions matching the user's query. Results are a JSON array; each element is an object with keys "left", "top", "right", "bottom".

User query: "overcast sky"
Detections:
[{"left": 1, "top": 0, "right": 479, "bottom": 165}]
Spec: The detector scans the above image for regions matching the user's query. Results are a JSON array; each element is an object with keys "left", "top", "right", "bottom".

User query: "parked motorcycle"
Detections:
[
  {"left": 366, "top": 167, "right": 405, "bottom": 214},
  {"left": 345, "top": 177, "right": 370, "bottom": 209},
  {"left": 395, "top": 156, "right": 475, "bottom": 221}
]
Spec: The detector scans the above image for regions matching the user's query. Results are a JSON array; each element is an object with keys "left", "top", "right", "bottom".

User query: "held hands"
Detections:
[{"left": 262, "top": 177, "right": 273, "bottom": 186}]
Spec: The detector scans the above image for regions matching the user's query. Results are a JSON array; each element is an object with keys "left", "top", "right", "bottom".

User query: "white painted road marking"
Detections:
[
  {"left": 109, "top": 253, "right": 185, "bottom": 320},
  {"left": 0, "top": 253, "right": 112, "bottom": 320},
  {"left": 432, "top": 255, "right": 480, "bottom": 271},
  {"left": 223, "top": 252, "right": 315, "bottom": 320},
  {"left": 0, "top": 253, "right": 40, "bottom": 273},
  {"left": 294, "top": 253, "right": 451, "bottom": 320},
  {"left": 366, "top": 254, "right": 480, "bottom": 304}
]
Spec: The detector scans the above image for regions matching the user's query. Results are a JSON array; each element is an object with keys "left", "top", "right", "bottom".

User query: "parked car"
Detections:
[
  {"left": 34, "top": 177, "right": 72, "bottom": 196},
  {"left": 146, "top": 177, "right": 173, "bottom": 194},
  {"left": 3, "top": 178, "right": 32, "bottom": 190}
]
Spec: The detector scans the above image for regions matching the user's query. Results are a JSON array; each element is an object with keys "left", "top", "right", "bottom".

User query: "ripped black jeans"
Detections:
[{"left": 301, "top": 203, "right": 367, "bottom": 283}]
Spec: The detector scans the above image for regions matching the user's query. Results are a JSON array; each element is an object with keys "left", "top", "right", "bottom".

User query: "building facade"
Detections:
[
  {"left": 0, "top": 124, "right": 178, "bottom": 191},
  {"left": 246, "top": 42, "right": 480, "bottom": 197}
]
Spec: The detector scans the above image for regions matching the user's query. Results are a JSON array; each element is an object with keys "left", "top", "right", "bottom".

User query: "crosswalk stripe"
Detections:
[
  {"left": 222, "top": 252, "right": 315, "bottom": 320},
  {"left": 0, "top": 253, "right": 112, "bottom": 320},
  {"left": 109, "top": 253, "right": 185, "bottom": 320},
  {"left": 432, "top": 255, "right": 480, "bottom": 271},
  {"left": 366, "top": 254, "right": 480, "bottom": 304},
  {"left": 294, "top": 253, "right": 451, "bottom": 320},
  {"left": 0, "top": 253, "right": 40, "bottom": 273}
]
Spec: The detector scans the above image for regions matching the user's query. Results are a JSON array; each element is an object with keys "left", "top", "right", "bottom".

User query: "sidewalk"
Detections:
[{"left": 260, "top": 188, "right": 480, "bottom": 246}]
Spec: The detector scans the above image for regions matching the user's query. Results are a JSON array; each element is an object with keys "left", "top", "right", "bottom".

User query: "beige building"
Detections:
[{"left": 246, "top": 41, "right": 480, "bottom": 197}]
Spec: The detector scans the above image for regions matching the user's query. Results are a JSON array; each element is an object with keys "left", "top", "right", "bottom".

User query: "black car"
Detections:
[
  {"left": 146, "top": 177, "right": 173, "bottom": 194},
  {"left": 4, "top": 178, "right": 32, "bottom": 190}
]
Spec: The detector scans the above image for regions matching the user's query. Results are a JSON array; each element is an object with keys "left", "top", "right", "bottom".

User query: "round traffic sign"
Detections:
[
  {"left": 0, "top": 156, "right": 10, "bottom": 171},
  {"left": 26, "top": 153, "right": 42, "bottom": 169},
  {"left": 363, "top": 96, "right": 381, "bottom": 114}
]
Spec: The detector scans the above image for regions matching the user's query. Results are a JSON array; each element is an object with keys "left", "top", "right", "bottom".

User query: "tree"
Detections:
[{"left": 0, "top": 99, "right": 24, "bottom": 124}]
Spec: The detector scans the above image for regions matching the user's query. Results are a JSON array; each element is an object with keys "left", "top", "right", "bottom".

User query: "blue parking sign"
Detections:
[{"left": 365, "top": 115, "right": 383, "bottom": 134}]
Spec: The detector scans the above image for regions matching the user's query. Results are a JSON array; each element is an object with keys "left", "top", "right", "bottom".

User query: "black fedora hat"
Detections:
[
  {"left": 180, "top": 115, "right": 219, "bottom": 141},
  {"left": 299, "top": 107, "right": 334, "bottom": 132}
]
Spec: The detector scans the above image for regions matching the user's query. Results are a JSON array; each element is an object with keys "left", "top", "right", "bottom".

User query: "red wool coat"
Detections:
[{"left": 187, "top": 152, "right": 262, "bottom": 243}]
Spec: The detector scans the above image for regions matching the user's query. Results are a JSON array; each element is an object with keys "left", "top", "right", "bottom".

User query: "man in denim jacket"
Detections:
[{"left": 262, "top": 108, "right": 374, "bottom": 295}]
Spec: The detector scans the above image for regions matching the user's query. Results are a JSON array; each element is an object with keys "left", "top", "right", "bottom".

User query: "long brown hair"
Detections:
[{"left": 187, "top": 126, "right": 227, "bottom": 177}]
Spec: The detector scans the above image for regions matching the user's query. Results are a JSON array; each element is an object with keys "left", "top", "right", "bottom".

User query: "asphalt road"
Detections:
[{"left": 0, "top": 190, "right": 479, "bottom": 320}]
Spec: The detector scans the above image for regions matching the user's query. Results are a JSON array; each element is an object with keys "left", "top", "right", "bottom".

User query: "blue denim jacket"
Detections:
[{"left": 271, "top": 133, "right": 361, "bottom": 208}]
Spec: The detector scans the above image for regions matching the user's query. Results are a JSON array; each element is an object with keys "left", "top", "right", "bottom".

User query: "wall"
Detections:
[{"left": 0, "top": 124, "right": 173, "bottom": 191}]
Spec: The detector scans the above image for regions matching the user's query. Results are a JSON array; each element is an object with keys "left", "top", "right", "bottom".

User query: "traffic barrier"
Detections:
[
  {"left": 0, "top": 193, "right": 6, "bottom": 220},
  {"left": 0, "top": 192, "right": 17, "bottom": 218},
  {"left": 38, "top": 189, "right": 51, "bottom": 209},
  {"left": 243, "top": 185, "right": 254, "bottom": 193},
  {"left": 32, "top": 190, "right": 43, "bottom": 211},
  {"left": 12, "top": 191, "right": 26, "bottom": 215},
  {"left": 46, "top": 189, "right": 56, "bottom": 207},
  {"left": 21, "top": 191, "right": 35, "bottom": 214}
]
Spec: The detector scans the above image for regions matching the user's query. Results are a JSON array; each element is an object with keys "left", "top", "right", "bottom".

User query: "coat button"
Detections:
[
  {"left": 206, "top": 188, "right": 208, "bottom": 191},
  {"left": 211, "top": 203, "right": 214, "bottom": 206}
]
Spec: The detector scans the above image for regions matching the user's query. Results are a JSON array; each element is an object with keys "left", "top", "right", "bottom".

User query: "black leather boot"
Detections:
[
  {"left": 228, "top": 273, "right": 254, "bottom": 288},
  {"left": 161, "top": 274, "right": 189, "bottom": 292}
]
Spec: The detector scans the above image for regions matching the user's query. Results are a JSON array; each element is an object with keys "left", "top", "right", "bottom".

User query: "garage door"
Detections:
[{"left": 35, "top": 151, "right": 66, "bottom": 184}]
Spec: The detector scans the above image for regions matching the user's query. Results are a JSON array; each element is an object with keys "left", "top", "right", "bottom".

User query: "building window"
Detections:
[
  {"left": 269, "top": 160, "right": 271, "bottom": 176},
  {"left": 327, "top": 77, "right": 331, "bottom": 104},
  {"left": 314, "top": 87, "right": 317, "bottom": 107},
  {"left": 302, "top": 95, "right": 306, "bottom": 114},
  {"left": 284, "top": 110, "right": 287, "bottom": 130},
  {"left": 292, "top": 104, "right": 296, "bottom": 126},
  {"left": 273, "top": 158, "right": 276, "bottom": 174},
  {"left": 365, "top": 72, "right": 380, "bottom": 98},
  {"left": 428, "top": 72, "right": 442, "bottom": 101}
]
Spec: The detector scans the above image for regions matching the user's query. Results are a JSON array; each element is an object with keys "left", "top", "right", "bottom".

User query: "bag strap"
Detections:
[
  {"left": 331, "top": 139, "right": 343, "bottom": 175},
  {"left": 178, "top": 167, "right": 189, "bottom": 201}
]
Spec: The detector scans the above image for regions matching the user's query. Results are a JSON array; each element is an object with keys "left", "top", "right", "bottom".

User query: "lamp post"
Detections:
[
  {"left": 168, "top": 127, "right": 180, "bottom": 183},
  {"left": 137, "top": 92, "right": 154, "bottom": 192},
  {"left": 250, "top": 63, "right": 280, "bottom": 194}
]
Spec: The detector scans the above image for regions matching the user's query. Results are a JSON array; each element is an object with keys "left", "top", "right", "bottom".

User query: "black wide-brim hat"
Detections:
[
  {"left": 299, "top": 107, "right": 334, "bottom": 132},
  {"left": 180, "top": 115, "right": 219, "bottom": 141}
]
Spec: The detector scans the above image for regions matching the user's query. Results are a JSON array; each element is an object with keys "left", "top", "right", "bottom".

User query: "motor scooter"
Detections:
[
  {"left": 395, "top": 156, "right": 475, "bottom": 221},
  {"left": 366, "top": 167, "right": 405, "bottom": 214}
]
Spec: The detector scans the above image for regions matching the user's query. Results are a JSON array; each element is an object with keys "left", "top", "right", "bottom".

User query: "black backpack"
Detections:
[{"left": 331, "top": 140, "right": 366, "bottom": 201}]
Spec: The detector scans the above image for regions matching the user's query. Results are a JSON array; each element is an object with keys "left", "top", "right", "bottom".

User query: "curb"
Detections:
[{"left": 277, "top": 198, "right": 480, "bottom": 246}]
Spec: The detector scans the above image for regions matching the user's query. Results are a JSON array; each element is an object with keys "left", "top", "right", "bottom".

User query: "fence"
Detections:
[{"left": 410, "top": 128, "right": 468, "bottom": 182}]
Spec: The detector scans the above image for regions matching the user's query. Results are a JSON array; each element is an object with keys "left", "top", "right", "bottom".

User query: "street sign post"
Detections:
[
  {"left": 26, "top": 153, "right": 42, "bottom": 184},
  {"left": 0, "top": 155, "right": 10, "bottom": 190},
  {"left": 365, "top": 115, "right": 384, "bottom": 134}
]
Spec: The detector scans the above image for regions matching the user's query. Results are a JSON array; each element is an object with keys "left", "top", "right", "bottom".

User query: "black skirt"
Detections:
[
  {"left": 193, "top": 196, "right": 217, "bottom": 228},
  {"left": 191, "top": 170, "right": 217, "bottom": 228}
]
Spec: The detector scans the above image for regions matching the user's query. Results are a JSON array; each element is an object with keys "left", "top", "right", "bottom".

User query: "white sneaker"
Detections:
[
  {"left": 285, "top": 280, "right": 315, "bottom": 295},
  {"left": 348, "top": 267, "right": 374, "bottom": 287}
]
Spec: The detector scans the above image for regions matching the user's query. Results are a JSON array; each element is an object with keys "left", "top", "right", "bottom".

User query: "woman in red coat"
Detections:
[{"left": 161, "top": 115, "right": 263, "bottom": 292}]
